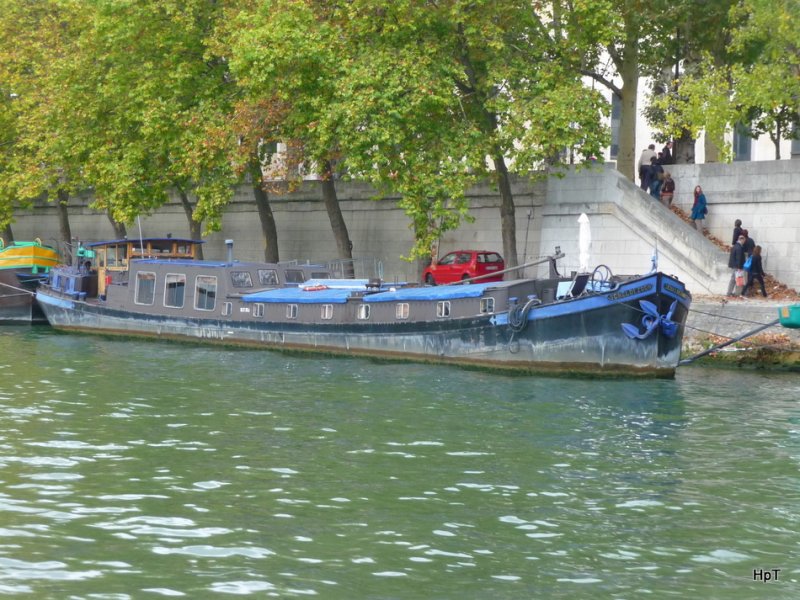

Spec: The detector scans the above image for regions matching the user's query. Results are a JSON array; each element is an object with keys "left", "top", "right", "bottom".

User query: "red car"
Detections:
[{"left": 423, "top": 250, "right": 505, "bottom": 285}]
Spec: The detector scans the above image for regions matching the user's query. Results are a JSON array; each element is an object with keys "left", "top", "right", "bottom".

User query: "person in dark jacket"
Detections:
[
  {"left": 648, "top": 157, "right": 664, "bottom": 199},
  {"left": 660, "top": 141, "right": 674, "bottom": 165},
  {"left": 727, "top": 235, "right": 746, "bottom": 296},
  {"left": 741, "top": 229, "right": 755, "bottom": 257},
  {"left": 742, "top": 245, "right": 767, "bottom": 297},
  {"left": 731, "top": 219, "right": 743, "bottom": 246}
]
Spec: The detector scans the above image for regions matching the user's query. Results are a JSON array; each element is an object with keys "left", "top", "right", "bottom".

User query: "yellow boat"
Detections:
[
  {"left": 0, "top": 238, "right": 59, "bottom": 271},
  {"left": 0, "top": 238, "right": 60, "bottom": 323}
]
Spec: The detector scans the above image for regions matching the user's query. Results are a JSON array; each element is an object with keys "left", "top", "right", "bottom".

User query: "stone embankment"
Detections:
[{"left": 682, "top": 296, "right": 800, "bottom": 371}]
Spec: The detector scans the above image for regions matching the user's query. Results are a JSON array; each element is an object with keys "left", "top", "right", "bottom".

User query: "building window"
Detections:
[
  {"left": 396, "top": 303, "right": 409, "bottom": 319},
  {"left": 195, "top": 275, "right": 217, "bottom": 311},
  {"left": 286, "top": 304, "right": 298, "bottom": 319},
  {"left": 436, "top": 301, "right": 451, "bottom": 318},
  {"left": 321, "top": 304, "right": 334, "bottom": 320},
  {"left": 609, "top": 94, "right": 622, "bottom": 159},
  {"left": 791, "top": 130, "right": 800, "bottom": 157},
  {"left": 253, "top": 303, "right": 264, "bottom": 318},
  {"left": 480, "top": 297, "right": 495, "bottom": 314},
  {"left": 164, "top": 273, "right": 186, "bottom": 308},
  {"left": 357, "top": 304, "right": 370, "bottom": 320},
  {"left": 733, "top": 122, "right": 752, "bottom": 161},
  {"left": 135, "top": 271, "right": 156, "bottom": 305},
  {"left": 222, "top": 302, "right": 232, "bottom": 316}
]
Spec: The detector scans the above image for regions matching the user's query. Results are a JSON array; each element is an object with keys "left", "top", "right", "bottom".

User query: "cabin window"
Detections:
[
  {"left": 311, "top": 271, "right": 331, "bottom": 279},
  {"left": 436, "top": 301, "right": 451, "bottom": 318},
  {"left": 285, "top": 269, "right": 305, "bottom": 284},
  {"left": 287, "top": 304, "right": 298, "bottom": 319},
  {"left": 253, "top": 303, "right": 264, "bottom": 318},
  {"left": 105, "top": 244, "right": 128, "bottom": 268},
  {"left": 231, "top": 271, "right": 254, "bottom": 288},
  {"left": 357, "top": 304, "right": 370, "bottom": 320},
  {"left": 258, "top": 269, "right": 279, "bottom": 286},
  {"left": 222, "top": 301, "right": 232, "bottom": 316},
  {"left": 321, "top": 304, "right": 334, "bottom": 320},
  {"left": 480, "top": 297, "right": 495, "bottom": 314},
  {"left": 396, "top": 303, "right": 410, "bottom": 319},
  {"left": 195, "top": 275, "right": 217, "bottom": 311},
  {"left": 135, "top": 271, "right": 156, "bottom": 305},
  {"left": 164, "top": 273, "right": 186, "bottom": 308}
]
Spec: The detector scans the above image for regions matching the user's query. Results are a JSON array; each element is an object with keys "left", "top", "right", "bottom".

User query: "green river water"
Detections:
[{"left": 0, "top": 326, "right": 797, "bottom": 599}]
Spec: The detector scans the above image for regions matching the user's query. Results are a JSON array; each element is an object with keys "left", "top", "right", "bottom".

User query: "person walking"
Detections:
[
  {"left": 731, "top": 219, "right": 743, "bottom": 246},
  {"left": 638, "top": 144, "right": 657, "bottom": 189},
  {"left": 648, "top": 157, "right": 664, "bottom": 200},
  {"left": 727, "top": 234, "right": 746, "bottom": 296},
  {"left": 741, "top": 229, "right": 755, "bottom": 257},
  {"left": 660, "top": 172, "right": 675, "bottom": 207},
  {"left": 661, "top": 141, "right": 674, "bottom": 165},
  {"left": 690, "top": 186, "right": 708, "bottom": 232},
  {"left": 742, "top": 245, "right": 768, "bottom": 297}
]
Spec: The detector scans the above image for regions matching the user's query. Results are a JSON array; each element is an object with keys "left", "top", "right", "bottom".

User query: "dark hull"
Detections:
[
  {"left": 0, "top": 270, "right": 46, "bottom": 324},
  {"left": 37, "top": 273, "right": 689, "bottom": 377}
]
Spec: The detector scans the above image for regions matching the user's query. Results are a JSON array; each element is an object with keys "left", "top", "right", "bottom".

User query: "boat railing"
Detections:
[{"left": 280, "top": 257, "right": 384, "bottom": 281}]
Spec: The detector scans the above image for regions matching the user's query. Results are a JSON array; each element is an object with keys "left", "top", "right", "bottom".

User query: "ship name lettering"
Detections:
[{"left": 607, "top": 284, "right": 652, "bottom": 301}]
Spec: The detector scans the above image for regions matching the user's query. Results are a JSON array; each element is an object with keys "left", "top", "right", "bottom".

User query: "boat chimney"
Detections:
[{"left": 225, "top": 239, "right": 234, "bottom": 264}]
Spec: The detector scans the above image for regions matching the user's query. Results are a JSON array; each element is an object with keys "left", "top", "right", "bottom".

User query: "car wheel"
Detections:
[
  {"left": 461, "top": 274, "right": 471, "bottom": 282},
  {"left": 425, "top": 273, "right": 436, "bottom": 285}
]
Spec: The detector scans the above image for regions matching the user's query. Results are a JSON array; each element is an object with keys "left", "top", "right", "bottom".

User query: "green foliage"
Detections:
[
  {"left": 228, "top": 0, "right": 609, "bottom": 259},
  {"left": 652, "top": 0, "right": 799, "bottom": 159}
]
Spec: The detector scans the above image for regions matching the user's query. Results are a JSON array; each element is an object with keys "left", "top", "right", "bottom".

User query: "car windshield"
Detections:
[{"left": 438, "top": 253, "right": 457, "bottom": 265}]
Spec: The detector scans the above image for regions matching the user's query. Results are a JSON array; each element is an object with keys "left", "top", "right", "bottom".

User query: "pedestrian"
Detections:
[
  {"left": 638, "top": 144, "right": 657, "bottom": 190},
  {"left": 731, "top": 219, "right": 743, "bottom": 246},
  {"left": 690, "top": 185, "right": 708, "bottom": 232},
  {"left": 741, "top": 229, "right": 755, "bottom": 257},
  {"left": 648, "top": 157, "right": 664, "bottom": 200},
  {"left": 726, "top": 234, "right": 746, "bottom": 296},
  {"left": 661, "top": 141, "right": 674, "bottom": 165},
  {"left": 742, "top": 245, "right": 768, "bottom": 297},
  {"left": 660, "top": 172, "right": 675, "bottom": 207}
]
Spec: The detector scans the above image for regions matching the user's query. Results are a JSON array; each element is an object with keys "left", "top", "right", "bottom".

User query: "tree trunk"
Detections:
[
  {"left": 106, "top": 209, "right": 127, "bottom": 239},
  {"left": 56, "top": 189, "right": 72, "bottom": 259},
  {"left": 320, "top": 159, "right": 353, "bottom": 277},
  {"left": 249, "top": 162, "right": 279, "bottom": 263},
  {"left": 2, "top": 224, "right": 13, "bottom": 245},
  {"left": 674, "top": 128, "right": 696, "bottom": 164},
  {"left": 616, "top": 31, "right": 639, "bottom": 181},
  {"left": 177, "top": 188, "right": 203, "bottom": 260},
  {"left": 493, "top": 154, "right": 518, "bottom": 270}
]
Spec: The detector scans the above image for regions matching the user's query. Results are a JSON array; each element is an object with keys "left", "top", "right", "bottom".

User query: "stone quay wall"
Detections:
[{"left": 8, "top": 160, "right": 800, "bottom": 293}]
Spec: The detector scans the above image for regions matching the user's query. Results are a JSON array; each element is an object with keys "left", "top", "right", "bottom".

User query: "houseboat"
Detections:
[
  {"left": 35, "top": 238, "right": 692, "bottom": 377},
  {"left": 0, "top": 238, "right": 60, "bottom": 323}
]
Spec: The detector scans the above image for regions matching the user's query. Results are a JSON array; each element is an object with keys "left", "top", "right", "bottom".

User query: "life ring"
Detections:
[
  {"left": 34, "top": 237, "right": 42, "bottom": 246},
  {"left": 303, "top": 284, "right": 329, "bottom": 292}
]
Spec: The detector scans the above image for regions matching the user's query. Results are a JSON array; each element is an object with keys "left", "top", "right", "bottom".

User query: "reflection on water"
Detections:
[{"left": 0, "top": 326, "right": 798, "bottom": 598}]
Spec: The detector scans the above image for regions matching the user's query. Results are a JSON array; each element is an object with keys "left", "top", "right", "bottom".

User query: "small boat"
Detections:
[
  {"left": 778, "top": 304, "right": 800, "bottom": 329},
  {"left": 35, "top": 239, "right": 692, "bottom": 377},
  {"left": 0, "top": 238, "right": 60, "bottom": 323}
]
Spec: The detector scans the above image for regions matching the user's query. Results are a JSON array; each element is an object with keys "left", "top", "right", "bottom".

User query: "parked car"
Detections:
[{"left": 422, "top": 250, "right": 505, "bottom": 285}]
